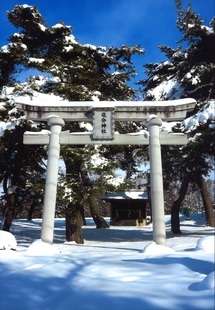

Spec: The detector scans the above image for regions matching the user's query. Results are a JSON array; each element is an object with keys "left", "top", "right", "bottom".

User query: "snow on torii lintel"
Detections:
[
  {"left": 15, "top": 93, "right": 196, "bottom": 109},
  {"left": 15, "top": 94, "right": 196, "bottom": 122}
]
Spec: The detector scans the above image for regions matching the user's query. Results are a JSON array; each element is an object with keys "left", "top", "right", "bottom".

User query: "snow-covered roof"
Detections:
[{"left": 102, "top": 190, "right": 148, "bottom": 200}]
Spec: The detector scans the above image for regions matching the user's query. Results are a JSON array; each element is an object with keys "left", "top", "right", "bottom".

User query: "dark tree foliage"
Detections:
[
  {"left": 0, "top": 5, "right": 146, "bottom": 242},
  {"left": 0, "top": 121, "right": 47, "bottom": 230},
  {"left": 139, "top": 2, "right": 215, "bottom": 232}
]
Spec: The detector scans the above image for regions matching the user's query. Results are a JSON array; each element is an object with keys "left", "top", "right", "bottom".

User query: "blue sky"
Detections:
[{"left": 0, "top": 0, "right": 214, "bottom": 83}]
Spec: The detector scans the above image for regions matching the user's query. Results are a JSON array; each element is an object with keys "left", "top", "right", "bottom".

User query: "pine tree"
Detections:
[
  {"left": 0, "top": 5, "right": 145, "bottom": 242},
  {"left": 139, "top": 3, "right": 215, "bottom": 232},
  {"left": 0, "top": 101, "right": 47, "bottom": 229}
]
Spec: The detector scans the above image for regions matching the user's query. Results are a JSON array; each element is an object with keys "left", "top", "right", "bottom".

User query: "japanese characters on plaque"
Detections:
[{"left": 92, "top": 108, "right": 114, "bottom": 140}]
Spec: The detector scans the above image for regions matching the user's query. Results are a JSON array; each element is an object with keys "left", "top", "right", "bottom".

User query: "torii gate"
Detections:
[{"left": 17, "top": 98, "right": 196, "bottom": 246}]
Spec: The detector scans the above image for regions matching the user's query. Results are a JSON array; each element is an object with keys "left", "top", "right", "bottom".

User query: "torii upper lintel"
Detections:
[{"left": 17, "top": 98, "right": 196, "bottom": 122}]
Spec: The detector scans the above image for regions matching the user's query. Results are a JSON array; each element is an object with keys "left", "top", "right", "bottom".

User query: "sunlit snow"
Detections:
[
  {"left": 183, "top": 101, "right": 215, "bottom": 131},
  {"left": 0, "top": 214, "right": 214, "bottom": 310}
]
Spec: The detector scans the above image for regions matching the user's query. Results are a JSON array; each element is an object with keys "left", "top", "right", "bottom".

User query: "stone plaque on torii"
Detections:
[{"left": 17, "top": 98, "right": 196, "bottom": 246}]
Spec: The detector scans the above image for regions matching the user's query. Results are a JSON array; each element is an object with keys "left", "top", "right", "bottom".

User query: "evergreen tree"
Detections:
[
  {"left": 0, "top": 94, "right": 47, "bottom": 230},
  {"left": 139, "top": 2, "right": 215, "bottom": 232},
  {"left": 0, "top": 5, "right": 145, "bottom": 242}
]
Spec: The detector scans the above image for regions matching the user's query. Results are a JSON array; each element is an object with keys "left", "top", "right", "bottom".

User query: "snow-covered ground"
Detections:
[{"left": 0, "top": 214, "right": 214, "bottom": 310}]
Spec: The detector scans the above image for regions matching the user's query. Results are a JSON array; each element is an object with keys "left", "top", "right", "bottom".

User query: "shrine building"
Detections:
[{"left": 102, "top": 190, "right": 150, "bottom": 226}]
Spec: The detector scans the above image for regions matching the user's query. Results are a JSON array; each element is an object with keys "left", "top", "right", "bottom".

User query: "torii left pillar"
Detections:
[
  {"left": 147, "top": 115, "right": 166, "bottom": 246},
  {"left": 41, "top": 116, "right": 65, "bottom": 244}
]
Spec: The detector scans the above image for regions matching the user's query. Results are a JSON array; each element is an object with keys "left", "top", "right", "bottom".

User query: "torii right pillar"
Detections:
[{"left": 147, "top": 115, "right": 166, "bottom": 246}]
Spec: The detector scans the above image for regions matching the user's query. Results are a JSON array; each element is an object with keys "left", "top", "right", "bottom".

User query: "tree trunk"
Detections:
[
  {"left": 63, "top": 156, "right": 85, "bottom": 243},
  {"left": 80, "top": 205, "right": 87, "bottom": 226},
  {"left": 65, "top": 202, "right": 84, "bottom": 244},
  {"left": 28, "top": 201, "right": 37, "bottom": 221},
  {"left": 196, "top": 174, "right": 215, "bottom": 227},
  {"left": 80, "top": 161, "right": 109, "bottom": 228},
  {"left": 63, "top": 153, "right": 109, "bottom": 243},
  {"left": 88, "top": 193, "right": 110, "bottom": 228},
  {"left": 2, "top": 192, "right": 16, "bottom": 231},
  {"left": 171, "top": 173, "right": 191, "bottom": 234}
]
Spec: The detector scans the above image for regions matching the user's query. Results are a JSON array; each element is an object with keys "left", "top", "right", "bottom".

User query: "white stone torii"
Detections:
[{"left": 17, "top": 98, "right": 196, "bottom": 246}]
